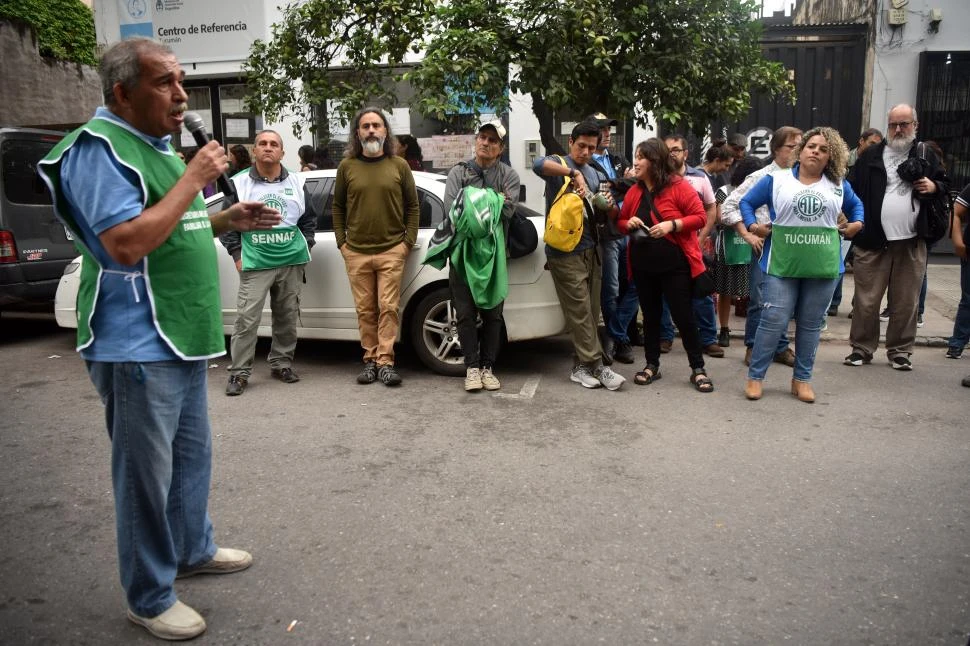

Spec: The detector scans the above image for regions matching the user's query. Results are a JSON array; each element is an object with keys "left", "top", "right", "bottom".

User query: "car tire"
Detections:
[{"left": 409, "top": 286, "right": 466, "bottom": 377}]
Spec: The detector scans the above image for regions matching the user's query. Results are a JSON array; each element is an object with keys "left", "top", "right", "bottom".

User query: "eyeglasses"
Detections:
[
  {"left": 888, "top": 121, "right": 914, "bottom": 130},
  {"left": 668, "top": 148, "right": 685, "bottom": 154}
]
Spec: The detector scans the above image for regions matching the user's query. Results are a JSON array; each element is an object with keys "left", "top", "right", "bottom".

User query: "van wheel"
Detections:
[{"left": 409, "top": 287, "right": 466, "bottom": 376}]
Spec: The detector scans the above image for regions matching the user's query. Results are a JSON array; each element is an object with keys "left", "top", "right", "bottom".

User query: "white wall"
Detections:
[
  {"left": 93, "top": 0, "right": 311, "bottom": 169},
  {"left": 870, "top": 0, "right": 969, "bottom": 126}
]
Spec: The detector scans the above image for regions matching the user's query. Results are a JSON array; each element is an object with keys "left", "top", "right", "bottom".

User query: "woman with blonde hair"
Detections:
[{"left": 739, "top": 127, "right": 865, "bottom": 402}]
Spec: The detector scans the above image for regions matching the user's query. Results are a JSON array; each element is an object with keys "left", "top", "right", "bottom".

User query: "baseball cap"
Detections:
[
  {"left": 478, "top": 120, "right": 507, "bottom": 141},
  {"left": 728, "top": 133, "right": 748, "bottom": 148},
  {"left": 587, "top": 112, "right": 619, "bottom": 128}
]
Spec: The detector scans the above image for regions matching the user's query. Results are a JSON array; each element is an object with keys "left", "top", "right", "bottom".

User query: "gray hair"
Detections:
[
  {"left": 255, "top": 129, "right": 283, "bottom": 145},
  {"left": 888, "top": 104, "right": 918, "bottom": 124},
  {"left": 99, "top": 37, "right": 174, "bottom": 107}
]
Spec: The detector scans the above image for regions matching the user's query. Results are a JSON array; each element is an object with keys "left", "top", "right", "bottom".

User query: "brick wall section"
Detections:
[{"left": 0, "top": 20, "right": 100, "bottom": 129}]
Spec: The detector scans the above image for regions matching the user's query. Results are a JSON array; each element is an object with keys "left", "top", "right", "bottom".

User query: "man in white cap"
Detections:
[{"left": 440, "top": 120, "right": 520, "bottom": 391}]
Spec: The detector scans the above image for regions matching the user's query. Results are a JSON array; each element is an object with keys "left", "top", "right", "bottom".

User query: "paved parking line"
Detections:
[{"left": 494, "top": 375, "right": 540, "bottom": 400}]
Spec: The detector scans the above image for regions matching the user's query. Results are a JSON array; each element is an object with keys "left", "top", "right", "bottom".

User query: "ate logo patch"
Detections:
[
  {"left": 793, "top": 190, "right": 826, "bottom": 222},
  {"left": 261, "top": 194, "right": 286, "bottom": 214}
]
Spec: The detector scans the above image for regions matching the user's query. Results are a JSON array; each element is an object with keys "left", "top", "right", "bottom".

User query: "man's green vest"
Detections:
[{"left": 37, "top": 117, "right": 225, "bottom": 359}]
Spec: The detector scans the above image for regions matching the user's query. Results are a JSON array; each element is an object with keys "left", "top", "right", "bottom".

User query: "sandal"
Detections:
[
  {"left": 690, "top": 368, "right": 714, "bottom": 393},
  {"left": 634, "top": 364, "right": 661, "bottom": 385}
]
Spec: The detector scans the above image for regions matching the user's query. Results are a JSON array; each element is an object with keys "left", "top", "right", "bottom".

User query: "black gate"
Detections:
[
  {"left": 916, "top": 50, "right": 970, "bottom": 192},
  {"left": 671, "top": 22, "right": 869, "bottom": 164}
]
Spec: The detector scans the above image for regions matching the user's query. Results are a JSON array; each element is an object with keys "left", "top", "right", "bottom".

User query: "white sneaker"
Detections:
[
  {"left": 594, "top": 365, "right": 626, "bottom": 391},
  {"left": 464, "top": 367, "right": 483, "bottom": 391},
  {"left": 127, "top": 600, "right": 206, "bottom": 640},
  {"left": 570, "top": 365, "right": 602, "bottom": 388},
  {"left": 176, "top": 547, "right": 253, "bottom": 578},
  {"left": 480, "top": 367, "right": 501, "bottom": 391}
]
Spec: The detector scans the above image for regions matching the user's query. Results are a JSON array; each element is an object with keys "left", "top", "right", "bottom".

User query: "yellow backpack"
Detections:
[{"left": 543, "top": 156, "right": 591, "bottom": 252}]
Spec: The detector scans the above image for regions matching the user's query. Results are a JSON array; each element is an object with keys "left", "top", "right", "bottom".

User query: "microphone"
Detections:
[{"left": 183, "top": 112, "right": 238, "bottom": 205}]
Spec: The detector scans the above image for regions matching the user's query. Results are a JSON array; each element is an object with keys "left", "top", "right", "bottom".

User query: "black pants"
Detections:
[
  {"left": 449, "top": 266, "right": 504, "bottom": 369},
  {"left": 634, "top": 267, "right": 705, "bottom": 370}
]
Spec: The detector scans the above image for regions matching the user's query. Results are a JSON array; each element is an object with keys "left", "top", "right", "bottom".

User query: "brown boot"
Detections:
[
  {"left": 745, "top": 379, "right": 762, "bottom": 400},
  {"left": 791, "top": 379, "right": 815, "bottom": 403}
]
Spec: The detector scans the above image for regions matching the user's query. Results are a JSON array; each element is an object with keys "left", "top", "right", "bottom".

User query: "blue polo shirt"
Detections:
[{"left": 60, "top": 108, "right": 183, "bottom": 361}]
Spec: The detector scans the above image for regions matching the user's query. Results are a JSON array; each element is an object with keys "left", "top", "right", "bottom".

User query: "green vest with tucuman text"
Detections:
[{"left": 37, "top": 116, "right": 225, "bottom": 359}]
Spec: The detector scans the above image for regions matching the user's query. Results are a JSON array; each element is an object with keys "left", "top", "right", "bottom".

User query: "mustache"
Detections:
[{"left": 171, "top": 102, "right": 188, "bottom": 116}]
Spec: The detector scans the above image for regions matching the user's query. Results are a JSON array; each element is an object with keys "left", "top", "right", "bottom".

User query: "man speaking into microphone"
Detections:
[{"left": 37, "top": 37, "right": 279, "bottom": 640}]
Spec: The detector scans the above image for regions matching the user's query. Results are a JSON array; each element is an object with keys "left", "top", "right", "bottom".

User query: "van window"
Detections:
[{"left": 2, "top": 140, "right": 56, "bottom": 205}]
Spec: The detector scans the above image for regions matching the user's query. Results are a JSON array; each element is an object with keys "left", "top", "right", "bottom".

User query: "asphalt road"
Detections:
[{"left": 1, "top": 315, "right": 969, "bottom": 645}]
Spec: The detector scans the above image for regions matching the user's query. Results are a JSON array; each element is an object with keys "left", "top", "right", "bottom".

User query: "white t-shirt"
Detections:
[{"left": 881, "top": 146, "right": 918, "bottom": 241}]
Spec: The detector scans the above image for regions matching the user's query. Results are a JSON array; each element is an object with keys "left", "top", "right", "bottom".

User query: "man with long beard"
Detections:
[
  {"left": 333, "top": 107, "right": 420, "bottom": 386},
  {"left": 845, "top": 103, "right": 949, "bottom": 370}
]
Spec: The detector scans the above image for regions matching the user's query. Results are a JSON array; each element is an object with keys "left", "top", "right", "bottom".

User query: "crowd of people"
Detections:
[{"left": 36, "top": 35, "right": 969, "bottom": 641}]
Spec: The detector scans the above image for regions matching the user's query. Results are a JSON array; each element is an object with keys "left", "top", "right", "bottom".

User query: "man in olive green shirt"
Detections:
[{"left": 333, "top": 107, "right": 420, "bottom": 385}]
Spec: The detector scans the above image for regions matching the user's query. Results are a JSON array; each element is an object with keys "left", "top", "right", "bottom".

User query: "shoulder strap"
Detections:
[
  {"left": 552, "top": 155, "right": 573, "bottom": 202},
  {"left": 642, "top": 188, "right": 665, "bottom": 226}
]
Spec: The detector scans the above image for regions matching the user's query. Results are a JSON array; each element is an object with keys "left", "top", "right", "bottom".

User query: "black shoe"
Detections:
[
  {"left": 659, "top": 339, "right": 673, "bottom": 354},
  {"left": 225, "top": 375, "right": 247, "bottom": 396},
  {"left": 357, "top": 361, "right": 378, "bottom": 384},
  {"left": 717, "top": 328, "right": 730, "bottom": 347},
  {"left": 378, "top": 364, "right": 402, "bottom": 386},
  {"left": 843, "top": 351, "right": 871, "bottom": 366},
  {"left": 827, "top": 307, "right": 838, "bottom": 317},
  {"left": 271, "top": 367, "right": 300, "bottom": 383},
  {"left": 613, "top": 341, "right": 635, "bottom": 364},
  {"left": 600, "top": 331, "right": 615, "bottom": 366},
  {"left": 890, "top": 356, "right": 913, "bottom": 371}
]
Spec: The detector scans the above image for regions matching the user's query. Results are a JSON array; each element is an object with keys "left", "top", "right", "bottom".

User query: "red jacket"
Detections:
[{"left": 617, "top": 176, "right": 708, "bottom": 278}]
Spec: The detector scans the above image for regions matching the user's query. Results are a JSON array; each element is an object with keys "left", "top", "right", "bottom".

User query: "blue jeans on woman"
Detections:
[
  {"left": 745, "top": 258, "right": 790, "bottom": 353},
  {"left": 87, "top": 360, "right": 217, "bottom": 618},
  {"left": 949, "top": 259, "right": 970, "bottom": 353},
  {"left": 748, "top": 274, "right": 839, "bottom": 382}
]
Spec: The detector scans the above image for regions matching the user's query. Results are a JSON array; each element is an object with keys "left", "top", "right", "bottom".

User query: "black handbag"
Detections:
[
  {"left": 639, "top": 188, "right": 714, "bottom": 297},
  {"left": 507, "top": 209, "right": 538, "bottom": 259}
]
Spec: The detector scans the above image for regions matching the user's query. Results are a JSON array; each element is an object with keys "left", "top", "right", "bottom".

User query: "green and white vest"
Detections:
[
  {"left": 37, "top": 117, "right": 225, "bottom": 359},
  {"left": 233, "top": 172, "right": 310, "bottom": 271},
  {"left": 765, "top": 170, "right": 843, "bottom": 279}
]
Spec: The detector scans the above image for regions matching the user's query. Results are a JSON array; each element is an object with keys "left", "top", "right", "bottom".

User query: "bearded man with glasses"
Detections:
[{"left": 844, "top": 103, "right": 950, "bottom": 371}]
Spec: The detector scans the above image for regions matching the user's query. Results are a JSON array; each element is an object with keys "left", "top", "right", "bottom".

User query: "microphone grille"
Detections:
[{"left": 183, "top": 112, "right": 205, "bottom": 133}]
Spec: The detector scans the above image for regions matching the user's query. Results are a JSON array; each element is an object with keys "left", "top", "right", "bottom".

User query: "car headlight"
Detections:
[{"left": 63, "top": 261, "right": 81, "bottom": 275}]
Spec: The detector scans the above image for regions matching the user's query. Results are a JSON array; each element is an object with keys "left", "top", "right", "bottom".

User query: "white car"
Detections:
[{"left": 55, "top": 170, "right": 564, "bottom": 375}]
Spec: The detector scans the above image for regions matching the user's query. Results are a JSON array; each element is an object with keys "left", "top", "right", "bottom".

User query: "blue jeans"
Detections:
[
  {"left": 660, "top": 295, "right": 717, "bottom": 346},
  {"left": 949, "top": 259, "right": 970, "bottom": 351},
  {"left": 745, "top": 258, "right": 790, "bottom": 352},
  {"left": 87, "top": 360, "right": 216, "bottom": 617},
  {"left": 600, "top": 237, "right": 626, "bottom": 334},
  {"left": 830, "top": 275, "right": 843, "bottom": 309},
  {"left": 748, "top": 275, "right": 839, "bottom": 382},
  {"left": 608, "top": 278, "right": 640, "bottom": 343}
]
